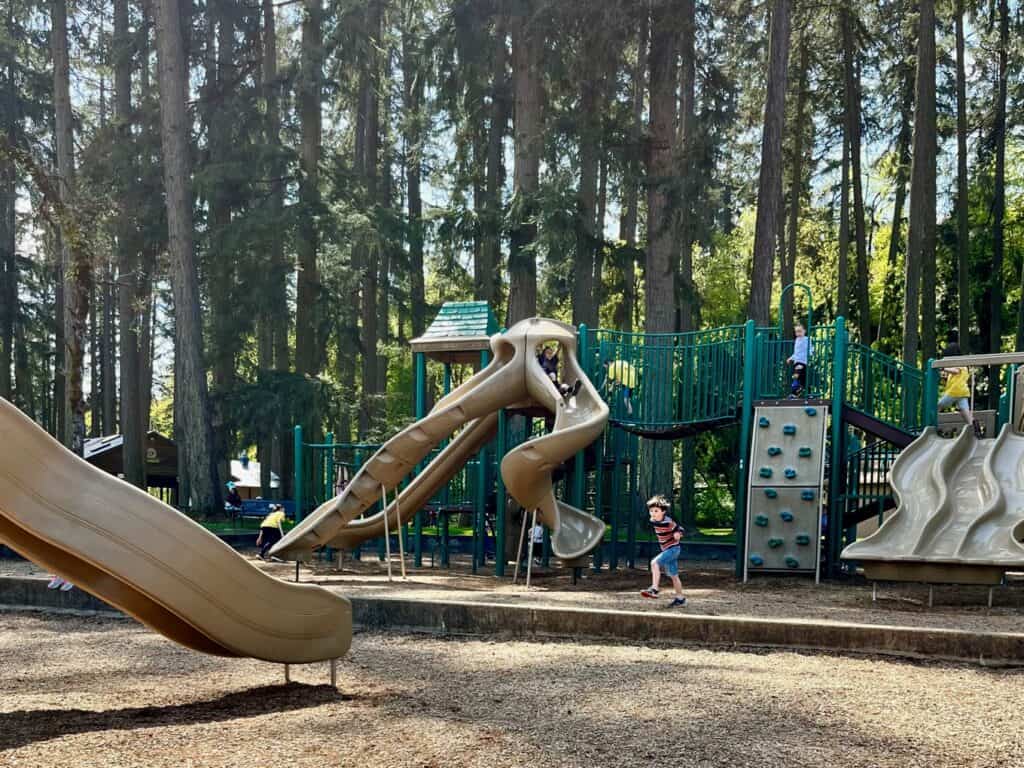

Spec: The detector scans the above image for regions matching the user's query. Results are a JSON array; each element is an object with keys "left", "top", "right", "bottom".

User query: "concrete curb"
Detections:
[{"left": 2, "top": 576, "right": 1022, "bottom": 666}]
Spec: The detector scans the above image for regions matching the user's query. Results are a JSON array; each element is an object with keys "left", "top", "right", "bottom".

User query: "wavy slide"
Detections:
[
  {"left": 274, "top": 317, "right": 609, "bottom": 561},
  {"left": 0, "top": 398, "right": 351, "bottom": 663},
  {"left": 842, "top": 424, "right": 1024, "bottom": 583}
]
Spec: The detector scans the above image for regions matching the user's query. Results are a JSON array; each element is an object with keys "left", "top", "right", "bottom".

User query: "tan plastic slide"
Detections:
[
  {"left": 0, "top": 398, "right": 351, "bottom": 663},
  {"left": 842, "top": 424, "right": 1024, "bottom": 584},
  {"left": 273, "top": 317, "right": 609, "bottom": 561}
]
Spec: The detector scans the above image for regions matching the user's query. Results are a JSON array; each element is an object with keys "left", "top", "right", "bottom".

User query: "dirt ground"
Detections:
[
  {"left": 4, "top": 553, "right": 1024, "bottom": 635},
  {"left": 1, "top": 612, "right": 1022, "bottom": 768}
]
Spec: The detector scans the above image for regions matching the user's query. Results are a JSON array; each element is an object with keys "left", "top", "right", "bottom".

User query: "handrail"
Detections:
[{"left": 931, "top": 353, "right": 1024, "bottom": 368}]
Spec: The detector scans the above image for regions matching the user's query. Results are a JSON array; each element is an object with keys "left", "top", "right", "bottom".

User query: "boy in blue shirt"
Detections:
[
  {"left": 786, "top": 323, "right": 810, "bottom": 397},
  {"left": 640, "top": 495, "right": 686, "bottom": 607}
]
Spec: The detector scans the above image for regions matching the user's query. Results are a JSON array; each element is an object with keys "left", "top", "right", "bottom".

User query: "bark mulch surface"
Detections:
[{"left": 2, "top": 612, "right": 1023, "bottom": 768}]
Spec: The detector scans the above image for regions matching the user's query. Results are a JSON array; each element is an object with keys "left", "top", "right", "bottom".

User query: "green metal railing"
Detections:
[
  {"left": 845, "top": 343, "right": 924, "bottom": 432},
  {"left": 585, "top": 325, "right": 747, "bottom": 430},
  {"left": 841, "top": 438, "right": 899, "bottom": 525},
  {"left": 753, "top": 324, "right": 838, "bottom": 400}
]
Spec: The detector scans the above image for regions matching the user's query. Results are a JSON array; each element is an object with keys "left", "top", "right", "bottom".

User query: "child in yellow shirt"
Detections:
[{"left": 938, "top": 343, "right": 981, "bottom": 437}]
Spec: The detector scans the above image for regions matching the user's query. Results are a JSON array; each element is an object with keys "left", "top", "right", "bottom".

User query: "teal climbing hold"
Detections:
[
  {"left": 783, "top": 424, "right": 797, "bottom": 435},
  {"left": 768, "top": 537, "right": 784, "bottom": 549},
  {"left": 804, "top": 406, "right": 817, "bottom": 417},
  {"left": 801, "top": 489, "right": 815, "bottom": 501},
  {"left": 767, "top": 445, "right": 782, "bottom": 456},
  {"left": 785, "top": 556, "right": 800, "bottom": 568},
  {"left": 798, "top": 446, "right": 812, "bottom": 458},
  {"left": 749, "top": 554, "right": 764, "bottom": 567},
  {"left": 758, "top": 416, "right": 770, "bottom": 428},
  {"left": 784, "top": 467, "right": 797, "bottom": 479},
  {"left": 764, "top": 488, "right": 778, "bottom": 499},
  {"left": 779, "top": 509, "right": 794, "bottom": 522},
  {"left": 795, "top": 533, "right": 811, "bottom": 546},
  {"left": 754, "top": 514, "right": 769, "bottom": 527},
  {"left": 759, "top": 467, "right": 773, "bottom": 478}
]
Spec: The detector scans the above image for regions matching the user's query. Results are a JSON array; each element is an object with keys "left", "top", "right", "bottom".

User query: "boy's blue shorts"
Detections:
[{"left": 653, "top": 546, "right": 681, "bottom": 577}]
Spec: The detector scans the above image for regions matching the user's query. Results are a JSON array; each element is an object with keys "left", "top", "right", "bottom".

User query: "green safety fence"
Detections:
[
  {"left": 845, "top": 343, "right": 924, "bottom": 432},
  {"left": 584, "top": 325, "right": 747, "bottom": 430},
  {"left": 840, "top": 437, "right": 899, "bottom": 527},
  {"left": 753, "top": 324, "right": 838, "bottom": 401}
]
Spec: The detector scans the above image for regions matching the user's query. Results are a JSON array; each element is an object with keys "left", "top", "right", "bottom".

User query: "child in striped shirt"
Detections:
[{"left": 640, "top": 495, "right": 686, "bottom": 607}]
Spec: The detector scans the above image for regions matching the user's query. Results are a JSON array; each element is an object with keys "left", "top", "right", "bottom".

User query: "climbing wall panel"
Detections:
[{"left": 744, "top": 405, "right": 827, "bottom": 580}]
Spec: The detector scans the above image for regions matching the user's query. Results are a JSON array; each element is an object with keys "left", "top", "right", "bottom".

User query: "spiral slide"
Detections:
[
  {"left": 842, "top": 424, "right": 1024, "bottom": 584},
  {"left": 273, "top": 317, "right": 609, "bottom": 562},
  {"left": 0, "top": 398, "right": 351, "bottom": 663}
]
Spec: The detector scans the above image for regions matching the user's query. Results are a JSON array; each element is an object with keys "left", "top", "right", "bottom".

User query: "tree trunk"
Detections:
[
  {"left": 842, "top": 7, "right": 870, "bottom": 340},
  {"left": 295, "top": 0, "right": 323, "bottom": 380},
  {"left": 748, "top": 0, "right": 790, "bottom": 326},
  {"left": 616, "top": 12, "right": 647, "bottom": 333},
  {"left": 101, "top": 260, "right": 116, "bottom": 433},
  {"left": 506, "top": 0, "right": 541, "bottom": 325},
  {"left": 0, "top": 33, "right": 13, "bottom": 401},
  {"left": 52, "top": 0, "right": 90, "bottom": 455},
  {"left": 901, "top": 0, "right": 936, "bottom": 367},
  {"left": 477, "top": 8, "right": 507, "bottom": 309},
  {"left": 360, "top": 0, "right": 381, "bottom": 434},
  {"left": 641, "top": 0, "right": 677, "bottom": 501},
  {"left": 992, "top": 0, "right": 1007, "bottom": 358},
  {"left": 876, "top": 61, "right": 912, "bottom": 348},
  {"left": 572, "top": 21, "right": 600, "bottom": 329},
  {"left": 955, "top": 0, "right": 970, "bottom": 354},
  {"left": 403, "top": 6, "right": 427, "bottom": 338},
  {"left": 783, "top": 37, "right": 809, "bottom": 338},
  {"left": 838, "top": 129, "right": 850, "bottom": 319},
  {"left": 154, "top": 0, "right": 220, "bottom": 512},
  {"left": 677, "top": 0, "right": 697, "bottom": 333}
]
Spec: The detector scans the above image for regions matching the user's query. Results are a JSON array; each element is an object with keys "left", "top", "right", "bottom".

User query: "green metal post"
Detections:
[
  {"left": 828, "top": 317, "right": 848, "bottom": 578},
  {"left": 626, "top": 435, "right": 637, "bottom": 569},
  {"left": 592, "top": 431, "right": 604, "bottom": 572},
  {"left": 495, "top": 408, "right": 508, "bottom": 576},
  {"left": 473, "top": 350, "right": 489, "bottom": 572},
  {"left": 572, "top": 325, "right": 588, "bottom": 511},
  {"left": 733, "top": 319, "right": 756, "bottom": 579},
  {"left": 325, "top": 432, "right": 334, "bottom": 506},
  {"left": 924, "top": 359, "right": 939, "bottom": 427},
  {"left": 293, "top": 425, "right": 304, "bottom": 521},
  {"left": 609, "top": 430, "right": 621, "bottom": 570},
  {"left": 413, "top": 352, "right": 427, "bottom": 567}
]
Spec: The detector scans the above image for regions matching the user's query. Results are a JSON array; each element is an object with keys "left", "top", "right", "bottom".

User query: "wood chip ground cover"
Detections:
[{"left": 1, "top": 613, "right": 1022, "bottom": 768}]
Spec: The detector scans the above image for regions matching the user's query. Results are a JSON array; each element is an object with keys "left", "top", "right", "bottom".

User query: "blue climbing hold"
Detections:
[
  {"left": 750, "top": 554, "right": 764, "bottom": 567},
  {"left": 795, "top": 533, "right": 811, "bottom": 546},
  {"left": 804, "top": 406, "right": 817, "bottom": 417},
  {"left": 754, "top": 514, "right": 769, "bottom": 527},
  {"left": 767, "top": 445, "right": 782, "bottom": 456},
  {"left": 759, "top": 467, "right": 773, "bottom": 478},
  {"left": 783, "top": 424, "right": 797, "bottom": 435},
  {"left": 758, "top": 416, "right": 770, "bottom": 428},
  {"left": 801, "top": 489, "right": 815, "bottom": 501},
  {"left": 784, "top": 467, "right": 797, "bottom": 479},
  {"left": 785, "top": 556, "right": 800, "bottom": 568},
  {"left": 764, "top": 488, "right": 778, "bottom": 499},
  {"left": 768, "top": 537, "right": 784, "bottom": 549},
  {"left": 780, "top": 509, "right": 794, "bottom": 522},
  {"left": 798, "top": 446, "right": 812, "bottom": 458}
]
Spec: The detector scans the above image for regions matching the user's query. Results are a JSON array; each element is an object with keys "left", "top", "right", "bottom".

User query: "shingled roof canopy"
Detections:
[{"left": 410, "top": 301, "right": 500, "bottom": 364}]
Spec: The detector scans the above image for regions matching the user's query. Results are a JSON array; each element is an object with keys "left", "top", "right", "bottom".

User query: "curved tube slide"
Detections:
[
  {"left": 274, "top": 317, "right": 609, "bottom": 561},
  {"left": 0, "top": 398, "right": 351, "bottom": 663}
]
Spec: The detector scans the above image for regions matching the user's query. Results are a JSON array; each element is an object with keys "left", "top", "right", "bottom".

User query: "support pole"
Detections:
[
  {"left": 294, "top": 425, "right": 304, "bottom": 522},
  {"left": 284, "top": 664, "right": 290, "bottom": 684},
  {"left": 513, "top": 507, "right": 528, "bottom": 584},
  {"left": 395, "top": 485, "right": 407, "bottom": 580},
  {"left": 495, "top": 408, "right": 508, "bottom": 577},
  {"left": 295, "top": 561, "right": 300, "bottom": 583},
  {"left": 828, "top": 316, "right": 848, "bottom": 578},
  {"left": 525, "top": 508, "right": 538, "bottom": 589},
  {"left": 924, "top": 359, "right": 940, "bottom": 428},
  {"left": 413, "top": 352, "right": 427, "bottom": 567},
  {"left": 330, "top": 658, "right": 337, "bottom": 687},
  {"left": 734, "top": 319, "right": 756, "bottom": 579},
  {"left": 381, "top": 485, "right": 393, "bottom": 582}
]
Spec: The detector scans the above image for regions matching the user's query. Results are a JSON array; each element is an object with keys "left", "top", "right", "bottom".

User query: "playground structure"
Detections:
[
  {"left": 272, "top": 317, "right": 609, "bottom": 563},
  {"left": 293, "top": 297, "right": 1024, "bottom": 584}
]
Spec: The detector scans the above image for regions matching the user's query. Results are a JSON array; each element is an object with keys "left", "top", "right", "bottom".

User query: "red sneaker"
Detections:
[{"left": 640, "top": 587, "right": 659, "bottom": 598}]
